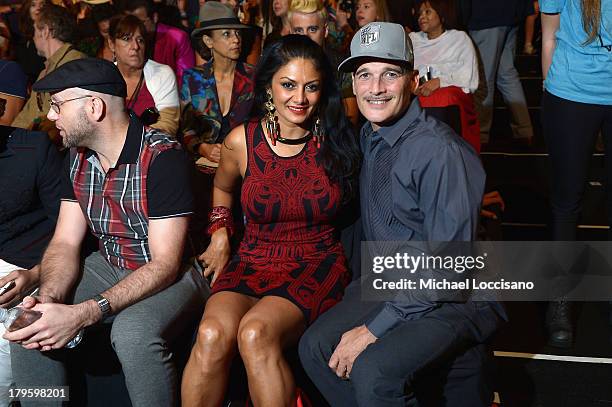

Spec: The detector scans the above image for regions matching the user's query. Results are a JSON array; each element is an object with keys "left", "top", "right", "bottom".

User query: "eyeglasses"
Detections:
[{"left": 49, "top": 95, "right": 93, "bottom": 114}]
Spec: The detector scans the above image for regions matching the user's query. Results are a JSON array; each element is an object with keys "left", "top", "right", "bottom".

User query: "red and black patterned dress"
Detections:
[{"left": 211, "top": 120, "right": 350, "bottom": 324}]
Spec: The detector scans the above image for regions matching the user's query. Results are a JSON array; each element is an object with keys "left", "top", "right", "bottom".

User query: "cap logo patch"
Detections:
[{"left": 360, "top": 24, "right": 380, "bottom": 47}]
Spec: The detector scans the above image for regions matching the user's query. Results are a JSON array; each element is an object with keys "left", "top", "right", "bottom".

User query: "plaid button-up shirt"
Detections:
[{"left": 62, "top": 115, "right": 193, "bottom": 270}]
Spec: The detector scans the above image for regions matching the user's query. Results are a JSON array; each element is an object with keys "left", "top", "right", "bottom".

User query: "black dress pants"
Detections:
[{"left": 298, "top": 282, "right": 493, "bottom": 407}]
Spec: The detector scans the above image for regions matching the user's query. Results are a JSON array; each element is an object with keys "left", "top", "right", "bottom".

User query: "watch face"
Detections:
[{"left": 96, "top": 295, "right": 111, "bottom": 314}]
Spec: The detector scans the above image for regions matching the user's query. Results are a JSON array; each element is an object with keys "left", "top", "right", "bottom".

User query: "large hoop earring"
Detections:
[
  {"left": 313, "top": 115, "right": 324, "bottom": 149},
  {"left": 264, "top": 89, "right": 280, "bottom": 145}
]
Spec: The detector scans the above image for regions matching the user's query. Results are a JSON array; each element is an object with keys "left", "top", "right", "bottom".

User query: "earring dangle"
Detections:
[
  {"left": 313, "top": 116, "right": 324, "bottom": 149},
  {"left": 264, "top": 89, "right": 280, "bottom": 145}
]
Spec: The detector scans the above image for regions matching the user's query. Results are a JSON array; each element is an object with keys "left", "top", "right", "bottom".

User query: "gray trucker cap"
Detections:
[{"left": 338, "top": 22, "right": 414, "bottom": 73}]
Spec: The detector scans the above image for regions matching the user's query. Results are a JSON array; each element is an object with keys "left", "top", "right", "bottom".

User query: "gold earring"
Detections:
[
  {"left": 313, "top": 116, "right": 324, "bottom": 149},
  {"left": 264, "top": 89, "right": 280, "bottom": 145}
]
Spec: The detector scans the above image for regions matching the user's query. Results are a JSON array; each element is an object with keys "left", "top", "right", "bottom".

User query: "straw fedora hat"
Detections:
[{"left": 191, "top": 2, "right": 250, "bottom": 39}]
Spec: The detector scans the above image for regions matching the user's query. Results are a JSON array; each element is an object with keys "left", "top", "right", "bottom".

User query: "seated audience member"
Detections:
[
  {"left": 355, "top": 0, "right": 390, "bottom": 28},
  {"left": 410, "top": 0, "right": 480, "bottom": 152},
  {"left": 262, "top": 0, "right": 291, "bottom": 46},
  {"left": 14, "top": 0, "right": 46, "bottom": 84},
  {"left": 218, "top": 0, "right": 263, "bottom": 66},
  {"left": 181, "top": 35, "right": 361, "bottom": 406},
  {"left": 75, "top": 2, "right": 116, "bottom": 60},
  {"left": 5, "top": 58, "right": 208, "bottom": 407},
  {"left": 11, "top": 4, "right": 85, "bottom": 140},
  {"left": 289, "top": 0, "right": 358, "bottom": 125},
  {"left": 0, "top": 61, "right": 27, "bottom": 125},
  {"left": 94, "top": 3, "right": 117, "bottom": 61},
  {"left": 73, "top": 0, "right": 101, "bottom": 57},
  {"left": 125, "top": 0, "right": 195, "bottom": 85},
  {"left": 324, "top": 0, "right": 354, "bottom": 53},
  {"left": 181, "top": 2, "right": 255, "bottom": 167},
  {"left": 0, "top": 71, "right": 63, "bottom": 407},
  {"left": 109, "top": 14, "right": 180, "bottom": 136},
  {"left": 299, "top": 23, "right": 505, "bottom": 406}
]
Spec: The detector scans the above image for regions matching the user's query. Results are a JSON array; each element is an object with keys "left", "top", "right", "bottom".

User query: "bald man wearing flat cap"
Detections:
[
  {"left": 298, "top": 23, "right": 506, "bottom": 407},
  {"left": 5, "top": 58, "right": 208, "bottom": 407}
]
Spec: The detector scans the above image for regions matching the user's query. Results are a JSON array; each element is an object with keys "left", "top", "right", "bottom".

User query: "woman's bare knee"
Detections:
[
  {"left": 237, "top": 318, "right": 277, "bottom": 361},
  {"left": 193, "top": 318, "right": 237, "bottom": 364}
]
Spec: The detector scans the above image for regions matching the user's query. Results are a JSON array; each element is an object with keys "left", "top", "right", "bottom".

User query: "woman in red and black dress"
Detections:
[{"left": 182, "top": 35, "right": 361, "bottom": 407}]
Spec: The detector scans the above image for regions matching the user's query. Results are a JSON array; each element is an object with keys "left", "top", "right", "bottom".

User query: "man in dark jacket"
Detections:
[{"left": 0, "top": 75, "right": 63, "bottom": 403}]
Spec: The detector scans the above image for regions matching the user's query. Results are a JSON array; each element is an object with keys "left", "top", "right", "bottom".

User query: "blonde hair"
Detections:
[
  {"left": 581, "top": 0, "right": 601, "bottom": 44},
  {"left": 288, "top": 0, "right": 327, "bottom": 23},
  {"left": 357, "top": 0, "right": 390, "bottom": 23}
]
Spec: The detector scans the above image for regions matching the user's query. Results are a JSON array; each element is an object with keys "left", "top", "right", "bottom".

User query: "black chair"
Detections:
[{"left": 423, "top": 105, "right": 463, "bottom": 136}]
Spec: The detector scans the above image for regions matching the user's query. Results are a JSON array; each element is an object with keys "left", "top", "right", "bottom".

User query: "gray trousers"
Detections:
[
  {"left": 470, "top": 26, "right": 534, "bottom": 143},
  {"left": 10, "top": 251, "right": 209, "bottom": 407}
]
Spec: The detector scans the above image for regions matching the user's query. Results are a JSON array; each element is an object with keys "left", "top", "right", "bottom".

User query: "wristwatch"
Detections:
[{"left": 93, "top": 294, "right": 111, "bottom": 317}]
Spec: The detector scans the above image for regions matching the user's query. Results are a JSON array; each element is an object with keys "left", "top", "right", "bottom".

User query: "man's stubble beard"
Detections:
[{"left": 62, "top": 108, "right": 96, "bottom": 149}]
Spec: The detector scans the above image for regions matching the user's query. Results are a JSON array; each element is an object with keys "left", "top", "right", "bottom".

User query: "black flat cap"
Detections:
[{"left": 32, "top": 58, "right": 127, "bottom": 97}]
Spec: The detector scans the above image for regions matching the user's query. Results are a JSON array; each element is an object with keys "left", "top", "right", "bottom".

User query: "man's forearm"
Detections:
[
  {"left": 38, "top": 242, "right": 82, "bottom": 302},
  {"left": 96, "top": 259, "right": 181, "bottom": 315}
]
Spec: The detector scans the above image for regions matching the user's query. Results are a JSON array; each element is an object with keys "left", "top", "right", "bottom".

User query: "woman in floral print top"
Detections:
[{"left": 180, "top": 2, "right": 255, "bottom": 168}]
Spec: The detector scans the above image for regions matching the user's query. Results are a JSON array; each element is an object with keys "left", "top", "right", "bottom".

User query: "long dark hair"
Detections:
[
  {"left": 251, "top": 35, "right": 361, "bottom": 203},
  {"left": 18, "top": 0, "right": 41, "bottom": 39}
]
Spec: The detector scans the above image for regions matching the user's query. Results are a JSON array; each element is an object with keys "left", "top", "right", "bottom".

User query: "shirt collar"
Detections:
[
  {"left": 46, "top": 43, "right": 74, "bottom": 72},
  {"left": 374, "top": 98, "right": 423, "bottom": 147},
  {"left": 116, "top": 113, "right": 145, "bottom": 165}
]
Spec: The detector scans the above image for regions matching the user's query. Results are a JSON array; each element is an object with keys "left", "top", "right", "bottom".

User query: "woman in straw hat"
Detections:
[{"left": 180, "top": 1, "right": 255, "bottom": 171}]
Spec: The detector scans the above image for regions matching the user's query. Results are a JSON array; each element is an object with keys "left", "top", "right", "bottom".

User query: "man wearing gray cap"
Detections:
[
  {"left": 299, "top": 23, "right": 505, "bottom": 406},
  {"left": 4, "top": 58, "right": 208, "bottom": 407}
]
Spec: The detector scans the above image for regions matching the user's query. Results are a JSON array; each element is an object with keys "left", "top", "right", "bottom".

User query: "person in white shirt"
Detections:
[
  {"left": 109, "top": 14, "right": 180, "bottom": 136},
  {"left": 409, "top": 0, "right": 481, "bottom": 152}
]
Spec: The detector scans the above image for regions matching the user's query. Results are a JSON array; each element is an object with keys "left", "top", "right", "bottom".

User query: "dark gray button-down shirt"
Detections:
[{"left": 360, "top": 99, "right": 486, "bottom": 337}]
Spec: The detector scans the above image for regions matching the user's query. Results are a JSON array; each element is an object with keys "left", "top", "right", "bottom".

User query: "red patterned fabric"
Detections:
[{"left": 212, "top": 121, "right": 350, "bottom": 323}]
